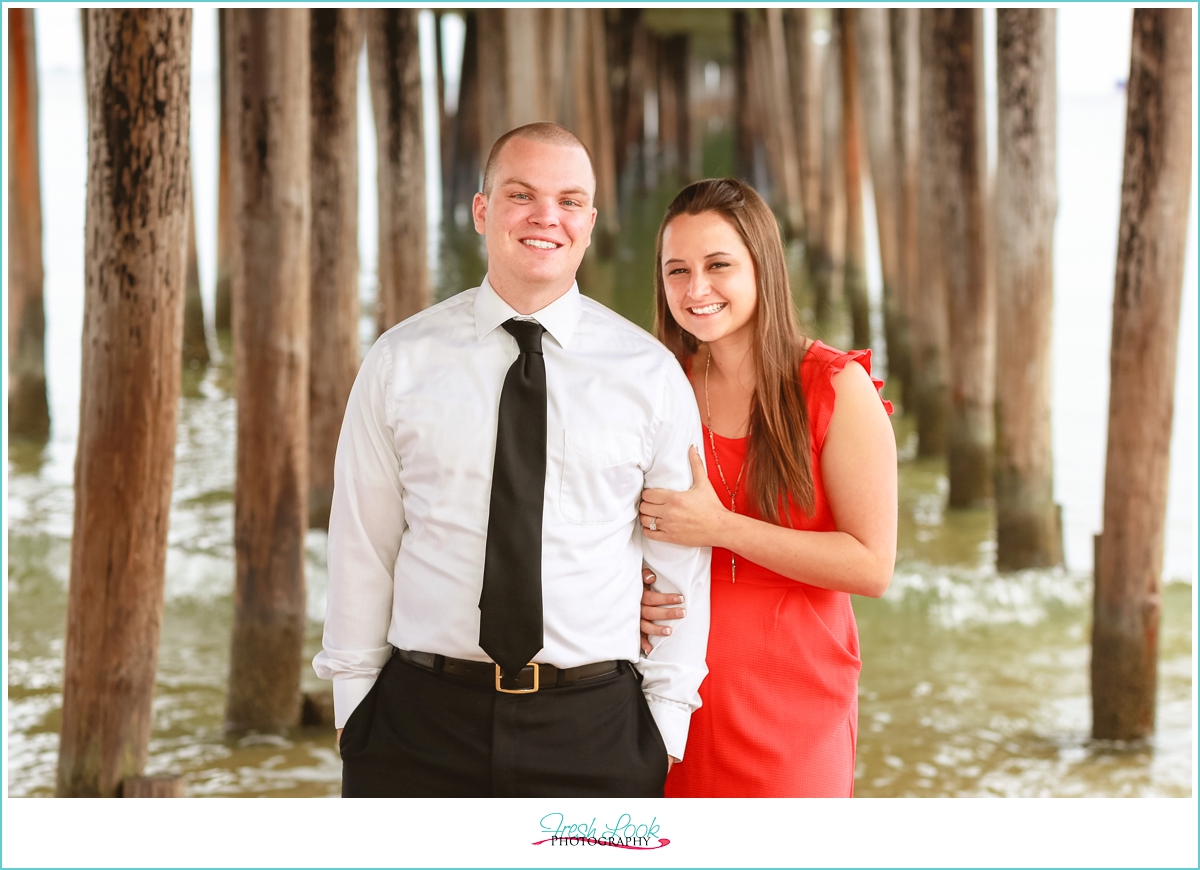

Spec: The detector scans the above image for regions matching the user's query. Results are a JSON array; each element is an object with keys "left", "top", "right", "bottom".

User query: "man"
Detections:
[{"left": 313, "top": 123, "right": 709, "bottom": 797}]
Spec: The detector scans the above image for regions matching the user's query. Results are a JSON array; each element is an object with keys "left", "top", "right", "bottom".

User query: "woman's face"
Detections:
[{"left": 660, "top": 211, "right": 758, "bottom": 349}]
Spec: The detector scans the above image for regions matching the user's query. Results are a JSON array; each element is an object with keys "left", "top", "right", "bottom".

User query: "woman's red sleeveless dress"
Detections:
[{"left": 665, "top": 341, "right": 893, "bottom": 798}]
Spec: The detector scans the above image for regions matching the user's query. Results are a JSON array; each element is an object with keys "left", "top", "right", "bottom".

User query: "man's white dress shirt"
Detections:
[{"left": 313, "top": 277, "right": 710, "bottom": 760}]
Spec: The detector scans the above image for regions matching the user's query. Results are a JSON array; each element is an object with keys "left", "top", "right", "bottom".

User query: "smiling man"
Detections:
[{"left": 313, "top": 123, "right": 711, "bottom": 797}]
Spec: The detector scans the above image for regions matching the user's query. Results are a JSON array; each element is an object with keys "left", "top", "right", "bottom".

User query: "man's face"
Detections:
[{"left": 472, "top": 137, "right": 598, "bottom": 298}]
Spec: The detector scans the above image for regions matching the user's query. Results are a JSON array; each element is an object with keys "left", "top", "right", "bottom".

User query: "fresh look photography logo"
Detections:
[{"left": 533, "top": 812, "right": 670, "bottom": 850}]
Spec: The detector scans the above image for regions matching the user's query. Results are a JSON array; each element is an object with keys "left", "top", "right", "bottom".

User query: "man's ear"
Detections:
[
  {"left": 584, "top": 206, "right": 598, "bottom": 249},
  {"left": 472, "top": 192, "right": 488, "bottom": 235}
]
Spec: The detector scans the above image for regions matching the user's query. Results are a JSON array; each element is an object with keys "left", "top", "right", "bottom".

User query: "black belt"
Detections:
[{"left": 394, "top": 648, "right": 622, "bottom": 694}]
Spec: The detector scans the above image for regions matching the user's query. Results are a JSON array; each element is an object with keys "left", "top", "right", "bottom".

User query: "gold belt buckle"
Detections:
[{"left": 495, "top": 662, "right": 539, "bottom": 694}]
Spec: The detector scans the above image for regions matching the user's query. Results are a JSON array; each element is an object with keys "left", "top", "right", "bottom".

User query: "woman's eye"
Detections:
[
  {"left": 709, "top": 261, "right": 729, "bottom": 270},
  {"left": 667, "top": 267, "right": 688, "bottom": 276}
]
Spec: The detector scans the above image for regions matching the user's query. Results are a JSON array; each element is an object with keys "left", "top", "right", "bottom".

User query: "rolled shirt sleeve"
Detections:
[
  {"left": 636, "top": 360, "right": 712, "bottom": 761},
  {"left": 312, "top": 338, "right": 406, "bottom": 728}
]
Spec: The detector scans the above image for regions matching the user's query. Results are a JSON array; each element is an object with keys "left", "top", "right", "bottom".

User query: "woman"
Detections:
[{"left": 637, "top": 178, "right": 897, "bottom": 797}]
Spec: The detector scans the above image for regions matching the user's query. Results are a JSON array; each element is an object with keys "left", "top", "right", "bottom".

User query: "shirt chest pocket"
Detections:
[{"left": 560, "top": 430, "right": 644, "bottom": 524}]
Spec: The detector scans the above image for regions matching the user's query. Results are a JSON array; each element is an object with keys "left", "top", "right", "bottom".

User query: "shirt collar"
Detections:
[{"left": 473, "top": 274, "right": 582, "bottom": 349}]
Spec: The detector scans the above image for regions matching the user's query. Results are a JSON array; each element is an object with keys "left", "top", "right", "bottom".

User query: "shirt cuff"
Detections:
[
  {"left": 332, "top": 677, "right": 377, "bottom": 729},
  {"left": 645, "top": 696, "right": 693, "bottom": 762}
]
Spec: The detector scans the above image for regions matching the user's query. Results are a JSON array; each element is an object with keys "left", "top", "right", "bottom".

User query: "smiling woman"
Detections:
[{"left": 640, "top": 178, "right": 897, "bottom": 797}]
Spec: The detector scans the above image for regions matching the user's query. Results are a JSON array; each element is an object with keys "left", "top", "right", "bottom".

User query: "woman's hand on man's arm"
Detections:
[{"left": 639, "top": 565, "right": 687, "bottom": 655}]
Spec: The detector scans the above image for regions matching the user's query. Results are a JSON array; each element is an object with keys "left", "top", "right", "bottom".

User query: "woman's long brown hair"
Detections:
[{"left": 654, "top": 178, "right": 815, "bottom": 524}]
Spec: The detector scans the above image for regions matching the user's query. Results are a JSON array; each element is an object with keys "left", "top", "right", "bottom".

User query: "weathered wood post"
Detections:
[
  {"left": 56, "top": 8, "right": 192, "bottom": 797},
  {"left": 121, "top": 776, "right": 185, "bottom": 797},
  {"left": 912, "top": 10, "right": 950, "bottom": 456},
  {"left": 369, "top": 9, "right": 429, "bottom": 334},
  {"left": 732, "top": 11, "right": 755, "bottom": 183},
  {"left": 765, "top": 9, "right": 804, "bottom": 238},
  {"left": 476, "top": 10, "right": 509, "bottom": 158},
  {"left": 839, "top": 9, "right": 870, "bottom": 349},
  {"left": 1092, "top": 8, "right": 1192, "bottom": 741},
  {"left": 928, "top": 9, "right": 993, "bottom": 506},
  {"left": 445, "top": 11, "right": 481, "bottom": 224},
  {"left": 506, "top": 9, "right": 544, "bottom": 126},
  {"left": 656, "top": 33, "right": 691, "bottom": 182},
  {"left": 309, "top": 9, "right": 361, "bottom": 530},
  {"left": 435, "top": 12, "right": 453, "bottom": 222},
  {"left": 617, "top": 14, "right": 650, "bottom": 196},
  {"left": 8, "top": 8, "right": 50, "bottom": 442},
  {"left": 224, "top": 8, "right": 311, "bottom": 733},
  {"left": 783, "top": 9, "right": 822, "bottom": 256},
  {"left": 655, "top": 34, "right": 679, "bottom": 175},
  {"left": 542, "top": 8, "right": 568, "bottom": 125},
  {"left": 748, "top": 16, "right": 785, "bottom": 210},
  {"left": 215, "top": 8, "right": 233, "bottom": 333},
  {"left": 995, "top": 9, "right": 1062, "bottom": 569},
  {"left": 890, "top": 8, "right": 919, "bottom": 414},
  {"left": 815, "top": 17, "right": 847, "bottom": 332},
  {"left": 588, "top": 8, "right": 620, "bottom": 250},
  {"left": 607, "top": 9, "right": 643, "bottom": 188},
  {"left": 182, "top": 197, "right": 210, "bottom": 365},
  {"left": 857, "top": 10, "right": 905, "bottom": 393}
]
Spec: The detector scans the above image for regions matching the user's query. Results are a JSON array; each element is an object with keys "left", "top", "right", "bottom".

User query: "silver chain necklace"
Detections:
[{"left": 704, "top": 348, "right": 746, "bottom": 583}]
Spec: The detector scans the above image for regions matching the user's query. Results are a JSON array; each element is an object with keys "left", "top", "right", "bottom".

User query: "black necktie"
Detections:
[{"left": 479, "top": 319, "right": 547, "bottom": 682}]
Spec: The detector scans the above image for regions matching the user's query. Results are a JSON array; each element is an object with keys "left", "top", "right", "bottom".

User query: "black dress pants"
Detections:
[{"left": 339, "top": 654, "right": 669, "bottom": 797}]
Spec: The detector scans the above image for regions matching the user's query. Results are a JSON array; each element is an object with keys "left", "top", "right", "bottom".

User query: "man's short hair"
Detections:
[{"left": 481, "top": 122, "right": 597, "bottom": 198}]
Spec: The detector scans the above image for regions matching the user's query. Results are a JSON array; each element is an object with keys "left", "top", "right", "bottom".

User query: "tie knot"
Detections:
[{"left": 503, "top": 319, "right": 546, "bottom": 355}]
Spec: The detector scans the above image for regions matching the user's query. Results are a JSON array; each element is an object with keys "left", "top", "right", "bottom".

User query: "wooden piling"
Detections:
[
  {"left": 765, "top": 10, "right": 803, "bottom": 238},
  {"left": 655, "top": 34, "right": 680, "bottom": 176},
  {"left": 588, "top": 9, "right": 620, "bottom": 247},
  {"left": 56, "top": 9, "right": 192, "bottom": 797},
  {"left": 224, "top": 8, "right": 311, "bottom": 733},
  {"left": 436, "top": 12, "right": 452, "bottom": 222},
  {"left": 912, "top": 10, "right": 950, "bottom": 456},
  {"left": 309, "top": 9, "right": 361, "bottom": 530},
  {"left": 995, "top": 9, "right": 1062, "bottom": 569},
  {"left": 607, "top": 10, "right": 643, "bottom": 187},
  {"left": 890, "top": 9, "right": 920, "bottom": 414},
  {"left": 565, "top": 9, "right": 590, "bottom": 139},
  {"left": 506, "top": 9, "right": 544, "bottom": 126},
  {"left": 445, "top": 11, "right": 481, "bottom": 224},
  {"left": 731, "top": 12, "right": 755, "bottom": 184},
  {"left": 215, "top": 8, "right": 232, "bottom": 333},
  {"left": 927, "top": 9, "right": 993, "bottom": 506},
  {"left": 182, "top": 196, "right": 210, "bottom": 366},
  {"left": 839, "top": 10, "right": 870, "bottom": 350},
  {"left": 121, "top": 776, "right": 184, "bottom": 798},
  {"left": 1092, "top": 8, "right": 1192, "bottom": 741},
  {"left": 783, "top": 9, "right": 822, "bottom": 256},
  {"left": 476, "top": 10, "right": 509, "bottom": 159},
  {"left": 856, "top": 11, "right": 905, "bottom": 391},
  {"left": 7, "top": 8, "right": 50, "bottom": 442},
  {"left": 747, "top": 16, "right": 785, "bottom": 212},
  {"left": 814, "top": 18, "right": 846, "bottom": 333},
  {"left": 369, "top": 9, "right": 430, "bottom": 333},
  {"left": 542, "top": 9, "right": 568, "bottom": 126}
]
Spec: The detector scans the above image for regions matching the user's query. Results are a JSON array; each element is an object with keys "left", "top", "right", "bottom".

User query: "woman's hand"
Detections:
[
  {"left": 640, "top": 445, "right": 730, "bottom": 548},
  {"left": 639, "top": 565, "right": 686, "bottom": 655}
]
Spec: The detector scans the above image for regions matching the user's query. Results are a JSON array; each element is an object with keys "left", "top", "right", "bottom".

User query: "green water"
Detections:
[{"left": 6, "top": 176, "right": 1192, "bottom": 798}]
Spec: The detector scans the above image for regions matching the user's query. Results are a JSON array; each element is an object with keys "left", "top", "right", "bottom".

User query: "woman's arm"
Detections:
[{"left": 640, "top": 361, "right": 897, "bottom": 598}]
